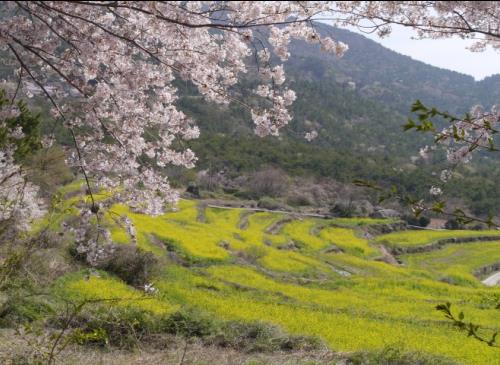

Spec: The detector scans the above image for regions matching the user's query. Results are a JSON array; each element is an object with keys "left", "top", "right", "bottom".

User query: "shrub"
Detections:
[
  {"left": 286, "top": 192, "right": 313, "bottom": 207},
  {"left": 257, "top": 197, "right": 288, "bottom": 211},
  {"left": 69, "top": 327, "right": 108, "bottom": 346},
  {"left": 99, "top": 245, "right": 158, "bottom": 287},
  {"left": 0, "top": 289, "right": 53, "bottom": 326},
  {"left": 444, "top": 219, "right": 464, "bottom": 230},
  {"left": 330, "top": 202, "right": 355, "bottom": 218},
  {"left": 404, "top": 215, "right": 430, "bottom": 227},
  {"left": 470, "top": 223, "right": 487, "bottom": 230},
  {"left": 71, "top": 308, "right": 217, "bottom": 349},
  {"left": 233, "top": 189, "right": 256, "bottom": 200},
  {"left": 207, "top": 321, "right": 323, "bottom": 353},
  {"left": 248, "top": 168, "right": 288, "bottom": 198},
  {"left": 186, "top": 182, "right": 200, "bottom": 198},
  {"left": 162, "top": 310, "right": 217, "bottom": 338},
  {"left": 418, "top": 216, "right": 431, "bottom": 227},
  {"left": 70, "top": 307, "right": 321, "bottom": 353},
  {"left": 71, "top": 306, "right": 159, "bottom": 349}
]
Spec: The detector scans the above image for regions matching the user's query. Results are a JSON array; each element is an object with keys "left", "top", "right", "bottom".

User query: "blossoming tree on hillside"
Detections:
[{"left": 0, "top": 1, "right": 498, "bottom": 226}]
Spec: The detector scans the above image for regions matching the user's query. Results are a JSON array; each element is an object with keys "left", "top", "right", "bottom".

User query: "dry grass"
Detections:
[{"left": 0, "top": 329, "right": 339, "bottom": 365}]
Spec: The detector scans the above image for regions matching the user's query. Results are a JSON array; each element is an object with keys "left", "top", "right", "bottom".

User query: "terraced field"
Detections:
[
  {"left": 53, "top": 192, "right": 500, "bottom": 365},
  {"left": 402, "top": 241, "right": 500, "bottom": 286},
  {"left": 376, "top": 230, "right": 500, "bottom": 249}
]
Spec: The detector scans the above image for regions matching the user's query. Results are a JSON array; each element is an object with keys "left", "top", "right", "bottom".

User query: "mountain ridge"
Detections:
[{"left": 288, "top": 24, "right": 499, "bottom": 115}]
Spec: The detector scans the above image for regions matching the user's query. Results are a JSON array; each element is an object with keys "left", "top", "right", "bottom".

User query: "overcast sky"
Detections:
[{"left": 342, "top": 25, "right": 500, "bottom": 81}]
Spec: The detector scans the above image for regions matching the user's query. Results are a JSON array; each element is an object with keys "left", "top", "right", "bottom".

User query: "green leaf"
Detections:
[
  {"left": 403, "top": 119, "right": 416, "bottom": 131},
  {"left": 432, "top": 201, "right": 445, "bottom": 213},
  {"left": 436, "top": 304, "right": 448, "bottom": 311},
  {"left": 411, "top": 100, "right": 427, "bottom": 112}
]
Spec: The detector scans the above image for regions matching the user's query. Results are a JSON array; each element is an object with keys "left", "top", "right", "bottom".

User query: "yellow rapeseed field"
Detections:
[{"left": 56, "top": 194, "right": 500, "bottom": 365}]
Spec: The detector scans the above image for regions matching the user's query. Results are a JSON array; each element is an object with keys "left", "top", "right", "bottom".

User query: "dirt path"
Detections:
[
  {"left": 482, "top": 272, "right": 500, "bottom": 286},
  {"left": 377, "top": 245, "right": 401, "bottom": 265}
]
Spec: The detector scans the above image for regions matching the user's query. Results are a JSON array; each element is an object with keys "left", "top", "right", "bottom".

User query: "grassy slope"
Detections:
[
  {"left": 376, "top": 230, "right": 500, "bottom": 248},
  {"left": 402, "top": 242, "right": 500, "bottom": 285},
  {"left": 51, "top": 188, "right": 500, "bottom": 365}
]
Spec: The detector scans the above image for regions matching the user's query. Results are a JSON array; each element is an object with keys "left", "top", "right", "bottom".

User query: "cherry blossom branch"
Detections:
[{"left": 6, "top": 43, "right": 97, "bottom": 212}]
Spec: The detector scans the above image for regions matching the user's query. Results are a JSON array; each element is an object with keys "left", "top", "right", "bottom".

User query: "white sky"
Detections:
[{"left": 342, "top": 25, "right": 500, "bottom": 81}]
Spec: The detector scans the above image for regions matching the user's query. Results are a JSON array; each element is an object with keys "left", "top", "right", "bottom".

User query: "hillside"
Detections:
[
  {"left": 182, "top": 24, "right": 500, "bottom": 143},
  {"left": 2, "top": 185, "right": 499, "bottom": 364},
  {"left": 175, "top": 25, "right": 500, "bottom": 216},
  {"left": 288, "top": 25, "right": 500, "bottom": 115}
]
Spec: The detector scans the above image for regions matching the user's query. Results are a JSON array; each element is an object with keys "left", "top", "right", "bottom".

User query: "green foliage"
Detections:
[
  {"left": 419, "top": 216, "right": 431, "bottom": 227},
  {"left": 0, "top": 89, "right": 42, "bottom": 161},
  {"left": 445, "top": 219, "right": 465, "bottom": 230},
  {"left": 0, "top": 289, "right": 53, "bottom": 326},
  {"left": 162, "top": 310, "right": 217, "bottom": 338},
  {"left": 177, "top": 28, "right": 500, "bottom": 218},
  {"left": 71, "top": 305, "right": 166, "bottom": 349},
  {"left": 69, "top": 327, "right": 108, "bottom": 347},
  {"left": 239, "top": 245, "right": 268, "bottom": 264},
  {"left": 404, "top": 215, "right": 431, "bottom": 227},
  {"left": 406, "top": 100, "right": 498, "bottom": 153},
  {"left": 330, "top": 202, "right": 356, "bottom": 218},
  {"left": 257, "top": 196, "right": 289, "bottom": 211},
  {"left": 190, "top": 130, "right": 500, "bottom": 217},
  {"left": 25, "top": 146, "right": 73, "bottom": 196}
]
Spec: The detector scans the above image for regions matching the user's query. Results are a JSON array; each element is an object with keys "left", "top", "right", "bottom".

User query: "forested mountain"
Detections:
[
  {"left": 179, "top": 24, "right": 500, "bottom": 215},
  {"left": 183, "top": 24, "right": 500, "bottom": 159},
  {"left": 289, "top": 25, "right": 499, "bottom": 114}
]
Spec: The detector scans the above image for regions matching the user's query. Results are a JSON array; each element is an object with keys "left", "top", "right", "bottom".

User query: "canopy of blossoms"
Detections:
[
  {"left": 0, "top": 1, "right": 498, "bottom": 225},
  {"left": 0, "top": 1, "right": 350, "bottom": 215}
]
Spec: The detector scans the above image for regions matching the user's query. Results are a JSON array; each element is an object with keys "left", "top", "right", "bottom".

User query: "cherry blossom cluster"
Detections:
[
  {"left": 72, "top": 209, "right": 115, "bottom": 266},
  {"left": 439, "top": 105, "right": 499, "bottom": 164},
  {"left": 418, "top": 105, "right": 499, "bottom": 201},
  {"left": 143, "top": 283, "right": 158, "bottom": 295},
  {"left": 335, "top": 2, "right": 500, "bottom": 52},
  {"left": 0, "top": 1, "right": 349, "bottom": 214},
  {"left": 429, "top": 186, "right": 443, "bottom": 196},
  {"left": 304, "top": 130, "right": 319, "bottom": 142}
]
